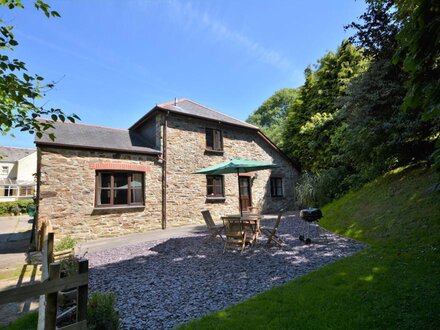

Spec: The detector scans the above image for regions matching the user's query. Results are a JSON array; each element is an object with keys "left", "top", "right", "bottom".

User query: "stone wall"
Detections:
[
  {"left": 37, "top": 147, "right": 162, "bottom": 241},
  {"left": 163, "top": 113, "right": 299, "bottom": 226},
  {"left": 37, "top": 113, "right": 299, "bottom": 241}
]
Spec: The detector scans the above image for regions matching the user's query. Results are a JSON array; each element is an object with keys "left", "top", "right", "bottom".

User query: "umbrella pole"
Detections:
[{"left": 237, "top": 169, "right": 242, "bottom": 217}]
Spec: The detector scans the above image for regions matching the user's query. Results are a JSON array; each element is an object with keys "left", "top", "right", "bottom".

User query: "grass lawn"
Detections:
[{"left": 181, "top": 165, "right": 440, "bottom": 329}]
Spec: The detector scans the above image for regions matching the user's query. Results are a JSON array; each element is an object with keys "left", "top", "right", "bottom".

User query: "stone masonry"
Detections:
[
  {"left": 37, "top": 147, "right": 162, "bottom": 241},
  {"left": 37, "top": 112, "right": 298, "bottom": 241},
  {"left": 162, "top": 113, "right": 299, "bottom": 226}
]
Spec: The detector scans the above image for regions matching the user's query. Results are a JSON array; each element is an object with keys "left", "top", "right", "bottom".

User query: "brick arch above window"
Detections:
[{"left": 88, "top": 162, "right": 151, "bottom": 172}]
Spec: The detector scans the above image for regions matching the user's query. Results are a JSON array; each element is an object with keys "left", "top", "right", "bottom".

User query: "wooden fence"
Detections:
[{"left": 0, "top": 231, "right": 89, "bottom": 330}]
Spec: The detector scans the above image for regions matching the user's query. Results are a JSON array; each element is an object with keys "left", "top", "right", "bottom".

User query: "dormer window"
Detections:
[{"left": 206, "top": 128, "right": 223, "bottom": 151}]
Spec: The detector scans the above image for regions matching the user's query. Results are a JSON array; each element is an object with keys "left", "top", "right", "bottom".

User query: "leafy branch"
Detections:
[{"left": 0, "top": 0, "right": 79, "bottom": 141}]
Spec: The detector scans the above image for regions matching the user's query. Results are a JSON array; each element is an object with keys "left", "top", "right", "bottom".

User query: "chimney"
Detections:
[{"left": 174, "top": 97, "right": 177, "bottom": 106}]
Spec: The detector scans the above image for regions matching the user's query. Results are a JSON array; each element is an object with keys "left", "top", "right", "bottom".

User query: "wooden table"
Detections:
[{"left": 221, "top": 214, "right": 261, "bottom": 245}]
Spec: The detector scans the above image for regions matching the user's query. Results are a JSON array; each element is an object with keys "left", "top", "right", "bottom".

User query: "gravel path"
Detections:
[{"left": 88, "top": 214, "right": 366, "bottom": 329}]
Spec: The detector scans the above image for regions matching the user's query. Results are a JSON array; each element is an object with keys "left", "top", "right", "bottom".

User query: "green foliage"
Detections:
[
  {"left": 0, "top": 200, "right": 34, "bottom": 216},
  {"left": 1, "top": 310, "right": 38, "bottom": 330},
  {"left": 295, "top": 168, "right": 351, "bottom": 208},
  {"left": 87, "top": 292, "right": 120, "bottom": 330},
  {"left": 345, "top": 0, "right": 399, "bottom": 60},
  {"left": 280, "top": 0, "right": 437, "bottom": 204},
  {"left": 283, "top": 40, "right": 367, "bottom": 172},
  {"left": 337, "top": 59, "right": 434, "bottom": 185},
  {"left": 59, "top": 256, "right": 78, "bottom": 277},
  {"left": 246, "top": 88, "right": 299, "bottom": 147},
  {"left": 54, "top": 236, "right": 76, "bottom": 252},
  {"left": 181, "top": 166, "right": 440, "bottom": 329},
  {"left": 0, "top": 0, "right": 79, "bottom": 139},
  {"left": 395, "top": 0, "right": 440, "bottom": 172},
  {"left": 294, "top": 172, "right": 319, "bottom": 208}
]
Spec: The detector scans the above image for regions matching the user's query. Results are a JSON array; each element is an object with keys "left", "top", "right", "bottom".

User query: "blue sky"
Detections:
[{"left": 1, "top": 0, "right": 366, "bottom": 148}]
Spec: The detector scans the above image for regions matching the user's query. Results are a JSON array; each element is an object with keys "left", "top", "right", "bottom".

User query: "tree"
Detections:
[
  {"left": 283, "top": 41, "right": 367, "bottom": 172},
  {"left": 0, "top": 0, "right": 79, "bottom": 141},
  {"left": 337, "top": 59, "right": 433, "bottom": 185},
  {"left": 345, "top": 0, "right": 400, "bottom": 60},
  {"left": 246, "top": 88, "right": 299, "bottom": 148},
  {"left": 395, "top": 0, "right": 440, "bottom": 171}
]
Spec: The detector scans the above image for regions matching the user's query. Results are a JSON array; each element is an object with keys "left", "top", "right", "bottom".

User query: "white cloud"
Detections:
[{"left": 168, "top": 1, "right": 293, "bottom": 71}]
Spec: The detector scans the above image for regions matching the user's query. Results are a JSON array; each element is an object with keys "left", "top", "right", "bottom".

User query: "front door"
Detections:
[{"left": 239, "top": 176, "right": 252, "bottom": 212}]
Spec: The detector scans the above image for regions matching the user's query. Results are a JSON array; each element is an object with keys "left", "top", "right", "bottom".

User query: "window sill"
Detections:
[
  {"left": 93, "top": 205, "right": 145, "bottom": 211},
  {"left": 204, "top": 149, "right": 224, "bottom": 155},
  {"left": 271, "top": 196, "right": 285, "bottom": 199},
  {"left": 205, "top": 197, "right": 226, "bottom": 203}
]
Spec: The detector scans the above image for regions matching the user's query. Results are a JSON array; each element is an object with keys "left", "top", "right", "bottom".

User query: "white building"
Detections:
[{"left": 0, "top": 146, "right": 37, "bottom": 201}]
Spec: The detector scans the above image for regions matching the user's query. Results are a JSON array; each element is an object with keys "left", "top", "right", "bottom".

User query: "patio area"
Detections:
[{"left": 87, "top": 213, "right": 366, "bottom": 329}]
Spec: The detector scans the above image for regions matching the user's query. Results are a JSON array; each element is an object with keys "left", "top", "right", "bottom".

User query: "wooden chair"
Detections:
[
  {"left": 222, "top": 217, "right": 247, "bottom": 254},
  {"left": 241, "top": 212, "right": 260, "bottom": 246},
  {"left": 249, "top": 206, "right": 260, "bottom": 214},
  {"left": 201, "top": 210, "right": 224, "bottom": 242},
  {"left": 261, "top": 211, "right": 284, "bottom": 246}
]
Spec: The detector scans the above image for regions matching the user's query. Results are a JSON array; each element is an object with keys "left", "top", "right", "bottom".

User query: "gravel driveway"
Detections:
[{"left": 88, "top": 214, "right": 366, "bottom": 329}]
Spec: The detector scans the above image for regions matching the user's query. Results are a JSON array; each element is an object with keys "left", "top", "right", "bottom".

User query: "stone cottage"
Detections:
[{"left": 35, "top": 99, "right": 299, "bottom": 240}]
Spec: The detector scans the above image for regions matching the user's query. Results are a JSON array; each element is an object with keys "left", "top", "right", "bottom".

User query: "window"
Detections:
[
  {"left": 2, "top": 186, "right": 17, "bottom": 197},
  {"left": 1, "top": 166, "right": 8, "bottom": 175},
  {"left": 270, "top": 177, "right": 283, "bottom": 197},
  {"left": 206, "top": 128, "right": 223, "bottom": 151},
  {"left": 95, "top": 171, "right": 144, "bottom": 207},
  {"left": 19, "top": 186, "right": 35, "bottom": 197},
  {"left": 206, "top": 175, "right": 224, "bottom": 197}
]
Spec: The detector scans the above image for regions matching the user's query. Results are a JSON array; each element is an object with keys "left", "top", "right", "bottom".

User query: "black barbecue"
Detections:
[{"left": 299, "top": 208, "right": 326, "bottom": 244}]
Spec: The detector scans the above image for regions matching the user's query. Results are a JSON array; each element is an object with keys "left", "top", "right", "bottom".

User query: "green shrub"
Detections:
[
  {"left": 55, "top": 236, "right": 76, "bottom": 252},
  {"left": 3, "top": 310, "right": 38, "bottom": 330},
  {"left": 87, "top": 292, "right": 120, "bottom": 330},
  {"left": 296, "top": 168, "right": 356, "bottom": 208},
  {"left": 0, "top": 200, "right": 34, "bottom": 216},
  {"left": 295, "top": 172, "right": 320, "bottom": 208},
  {"left": 60, "top": 256, "right": 79, "bottom": 277}
]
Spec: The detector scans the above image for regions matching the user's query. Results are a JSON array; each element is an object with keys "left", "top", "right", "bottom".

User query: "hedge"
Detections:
[{"left": 0, "top": 200, "right": 35, "bottom": 216}]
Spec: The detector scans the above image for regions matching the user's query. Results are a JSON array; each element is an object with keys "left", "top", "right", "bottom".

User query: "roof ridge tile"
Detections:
[{"left": 182, "top": 99, "right": 258, "bottom": 129}]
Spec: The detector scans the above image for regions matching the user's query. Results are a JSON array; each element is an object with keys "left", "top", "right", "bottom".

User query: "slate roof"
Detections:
[
  {"left": 130, "top": 98, "right": 258, "bottom": 130},
  {"left": 0, "top": 146, "right": 36, "bottom": 162},
  {"left": 35, "top": 120, "right": 160, "bottom": 154}
]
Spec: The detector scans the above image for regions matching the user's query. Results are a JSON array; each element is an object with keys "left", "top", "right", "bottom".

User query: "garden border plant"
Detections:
[{"left": 0, "top": 200, "right": 34, "bottom": 216}]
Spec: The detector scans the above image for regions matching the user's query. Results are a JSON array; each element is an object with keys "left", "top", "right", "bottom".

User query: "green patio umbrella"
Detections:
[{"left": 194, "top": 158, "right": 278, "bottom": 215}]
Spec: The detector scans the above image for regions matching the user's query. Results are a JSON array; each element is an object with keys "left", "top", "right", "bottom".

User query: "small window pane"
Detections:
[
  {"left": 132, "top": 173, "right": 142, "bottom": 188},
  {"left": 99, "top": 189, "right": 111, "bottom": 205},
  {"left": 100, "top": 173, "right": 111, "bottom": 188},
  {"left": 114, "top": 189, "right": 128, "bottom": 204},
  {"left": 214, "top": 130, "right": 222, "bottom": 150},
  {"left": 131, "top": 188, "right": 143, "bottom": 203},
  {"left": 206, "top": 128, "right": 214, "bottom": 149},
  {"left": 131, "top": 173, "right": 143, "bottom": 203},
  {"left": 114, "top": 174, "right": 128, "bottom": 188}
]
